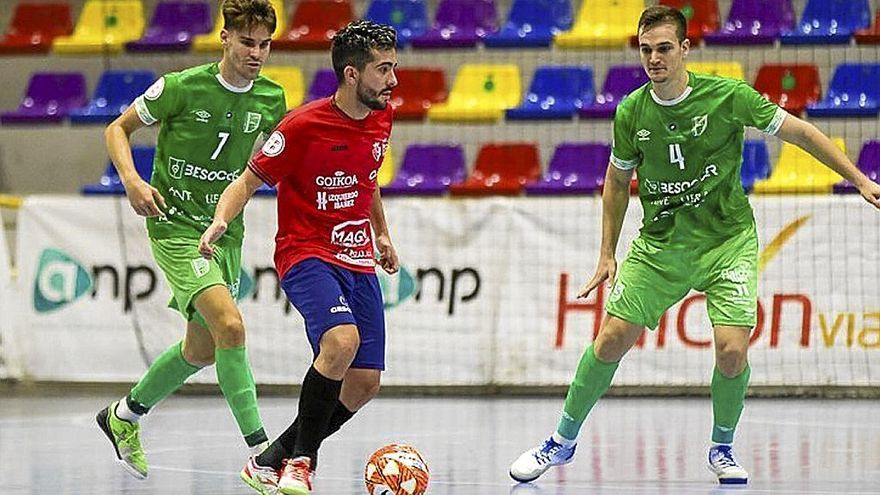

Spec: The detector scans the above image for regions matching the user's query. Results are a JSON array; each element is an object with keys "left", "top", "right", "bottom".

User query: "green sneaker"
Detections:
[{"left": 96, "top": 401, "right": 148, "bottom": 479}]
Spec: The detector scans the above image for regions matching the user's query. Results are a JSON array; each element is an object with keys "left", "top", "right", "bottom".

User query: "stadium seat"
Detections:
[
  {"left": 377, "top": 143, "right": 395, "bottom": 187},
  {"left": 53, "top": 0, "right": 145, "bottom": 54},
  {"left": 409, "top": 0, "right": 498, "bottom": 49},
  {"left": 0, "top": 72, "right": 87, "bottom": 124},
  {"left": 0, "top": 3, "right": 73, "bottom": 54},
  {"left": 806, "top": 64, "right": 880, "bottom": 118},
  {"left": 126, "top": 1, "right": 212, "bottom": 52},
  {"left": 381, "top": 144, "right": 466, "bottom": 196},
  {"left": 449, "top": 143, "right": 540, "bottom": 196},
  {"left": 193, "top": 0, "right": 286, "bottom": 52},
  {"left": 740, "top": 140, "right": 770, "bottom": 192},
  {"left": 260, "top": 66, "right": 305, "bottom": 109},
  {"left": 427, "top": 64, "right": 521, "bottom": 123},
  {"left": 781, "top": 0, "right": 871, "bottom": 45},
  {"left": 854, "top": 10, "right": 880, "bottom": 44},
  {"left": 752, "top": 139, "right": 846, "bottom": 194},
  {"left": 524, "top": 142, "right": 610, "bottom": 195},
  {"left": 305, "top": 69, "right": 337, "bottom": 102},
  {"left": 578, "top": 65, "right": 648, "bottom": 119},
  {"left": 506, "top": 66, "right": 594, "bottom": 120},
  {"left": 629, "top": 0, "right": 721, "bottom": 46},
  {"left": 364, "top": 0, "right": 428, "bottom": 47},
  {"left": 273, "top": 0, "right": 353, "bottom": 51},
  {"left": 81, "top": 146, "right": 155, "bottom": 194},
  {"left": 69, "top": 70, "right": 155, "bottom": 124},
  {"left": 688, "top": 61, "right": 745, "bottom": 80},
  {"left": 554, "top": 0, "right": 641, "bottom": 49},
  {"left": 703, "top": 0, "right": 795, "bottom": 45},
  {"left": 753, "top": 64, "right": 821, "bottom": 116},
  {"left": 834, "top": 141, "right": 880, "bottom": 194},
  {"left": 483, "top": 0, "right": 573, "bottom": 48},
  {"left": 390, "top": 68, "right": 448, "bottom": 121}
]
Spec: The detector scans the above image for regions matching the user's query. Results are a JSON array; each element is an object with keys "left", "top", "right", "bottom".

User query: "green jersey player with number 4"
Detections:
[
  {"left": 510, "top": 5, "right": 880, "bottom": 487},
  {"left": 96, "top": 0, "right": 286, "bottom": 484}
]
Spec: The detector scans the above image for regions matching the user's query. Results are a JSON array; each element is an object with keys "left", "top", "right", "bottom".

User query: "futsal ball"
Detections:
[{"left": 364, "top": 443, "right": 429, "bottom": 495}]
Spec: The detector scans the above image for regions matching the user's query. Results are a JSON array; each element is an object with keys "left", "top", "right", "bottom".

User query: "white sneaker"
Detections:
[
  {"left": 708, "top": 445, "right": 748, "bottom": 485},
  {"left": 240, "top": 455, "right": 280, "bottom": 495},
  {"left": 509, "top": 436, "right": 576, "bottom": 483}
]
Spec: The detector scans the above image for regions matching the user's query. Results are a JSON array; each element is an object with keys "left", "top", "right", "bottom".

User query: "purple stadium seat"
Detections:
[
  {"left": 525, "top": 142, "right": 610, "bottom": 195},
  {"left": 126, "top": 1, "right": 213, "bottom": 52},
  {"left": 834, "top": 141, "right": 880, "bottom": 194},
  {"left": 578, "top": 65, "right": 648, "bottom": 119},
  {"left": 409, "top": 0, "right": 498, "bottom": 49},
  {"left": 703, "top": 0, "right": 795, "bottom": 45},
  {"left": 0, "top": 72, "right": 86, "bottom": 124},
  {"left": 381, "top": 144, "right": 466, "bottom": 196},
  {"left": 305, "top": 69, "right": 338, "bottom": 102}
]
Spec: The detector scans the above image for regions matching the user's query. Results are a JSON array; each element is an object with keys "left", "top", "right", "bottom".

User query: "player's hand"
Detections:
[
  {"left": 375, "top": 233, "right": 399, "bottom": 274},
  {"left": 124, "top": 178, "right": 166, "bottom": 217},
  {"left": 577, "top": 255, "right": 617, "bottom": 299},
  {"left": 857, "top": 180, "right": 880, "bottom": 210},
  {"left": 199, "top": 220, "right": 227, "bottom": 259}
]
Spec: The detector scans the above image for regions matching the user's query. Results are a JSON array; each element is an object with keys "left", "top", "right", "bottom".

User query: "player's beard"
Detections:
[{"left": 357, "top": 82, "right": 389, "bottom": 110}]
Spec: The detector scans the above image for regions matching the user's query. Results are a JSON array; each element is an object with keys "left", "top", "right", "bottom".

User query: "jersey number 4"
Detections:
[
  {"left": 211, "top": 131, "right": 230, "bottom": 160},
  {"left": 668, "top": 143, "right": 685, "bottom": 170}
]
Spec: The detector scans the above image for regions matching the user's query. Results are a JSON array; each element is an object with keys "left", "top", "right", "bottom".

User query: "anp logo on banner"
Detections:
[{"left": 33, "top": 248, "right": 92, "bottom": 313}]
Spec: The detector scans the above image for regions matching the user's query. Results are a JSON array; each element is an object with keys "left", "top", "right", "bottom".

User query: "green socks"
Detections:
[
  {"left": 130, "top": 341, "right": 201, "bottom": 410},
  {"left": 556, "top": 344, "right": 620, "bottom": 441},
  {"left": 215, "top": 346, "right": 267, "bottom": 447},
  {"left": 711, "top": 365, "right": 750, "bottom": 444}
]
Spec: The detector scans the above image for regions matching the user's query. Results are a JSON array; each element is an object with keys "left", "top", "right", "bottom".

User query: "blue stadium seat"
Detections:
[
  {"left": 483, "top": 0, "right": 573, "bottom": 48},
  {"left": 780, "top": 0, "right": 872, "bottom": 45},
  {"left": 506, "top": 66, "right": 594, "bottom": 120},
  {"left": 364, "top": 0, "right": 428, "bottom": 47},
  {"left": 740, "top": 140, "right": 770, "bottom": 192},
  {"left": 69, "top": 70, "right": 155, "bottom": 124},
  {"left": 806, "top": 63, "right": 880, "bottom": 117},
  {"left": 82, "top": 146, "right": 154, "bottom": 194}
]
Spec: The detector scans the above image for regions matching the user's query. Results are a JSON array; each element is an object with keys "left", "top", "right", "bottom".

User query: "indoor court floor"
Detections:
[{"left": 2, "top": 394, "right": 878, "bottom": 494}]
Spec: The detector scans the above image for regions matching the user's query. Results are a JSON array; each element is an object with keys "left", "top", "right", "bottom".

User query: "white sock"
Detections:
[
  {"left": 552, "top": 431, "right": 576, "bottom": 447},
  {"left": 712, "top": 441, "right": 732, "bottom": 448},
  {"left": 114, "top": 398, "right": 143, "bottom": 423},
  {"left": 249, "top": 441, "right": 269, "bottom": 457}
]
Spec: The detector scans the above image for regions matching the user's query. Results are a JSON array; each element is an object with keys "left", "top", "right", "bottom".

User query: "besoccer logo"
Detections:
[{"left": 33, "top": 248, "right": 92, "bottom": 313}]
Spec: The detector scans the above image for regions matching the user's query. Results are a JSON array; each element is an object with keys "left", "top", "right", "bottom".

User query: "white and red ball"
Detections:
[{"left": 364, "top": 443, "right": 429, "bottom": 495}]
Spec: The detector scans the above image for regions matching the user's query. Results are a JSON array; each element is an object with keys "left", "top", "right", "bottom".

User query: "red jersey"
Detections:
[{"left": 248, "top": 97, "right": 393, "bottom": 278}]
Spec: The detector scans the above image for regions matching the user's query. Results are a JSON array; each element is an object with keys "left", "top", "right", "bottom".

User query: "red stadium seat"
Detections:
[
  {"left": 390, "top": 68, "right": 448, "bottom": 121},
  {"left": 753, "top": 64, "right": 821, "bottom": 116},
  {"left": 854, "top": 10, "right": 880, "bottom": 44},
  {"left": 273, "top": 0, "right": 353, "bottom": 51},
  {"left": 629, "top": 0, "right": 720, "bottom": 46},
  {"left": 0, "top": 3, "right": 73, "bottom": 54},
  {"left": 449, "top": 143, "right": 540, "bottom": 196}
]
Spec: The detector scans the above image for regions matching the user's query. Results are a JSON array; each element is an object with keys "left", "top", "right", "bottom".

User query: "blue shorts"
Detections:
[{"left": 281, "top": 258, "right": 386, "bottom": 370}]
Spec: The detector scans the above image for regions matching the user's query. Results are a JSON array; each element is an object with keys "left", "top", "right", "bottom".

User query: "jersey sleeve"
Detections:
[
  {"left": 133, "top": 73, "right": 183, "bottom": 126},
  {"left": 610, "top": 98, "right": 640, "bottom": 170},
  {"left": 731, "top": 81, "right": 787, "bottom": 136},
  {"left": 248, "top": 118, "right": 303, "bottom": 186}
]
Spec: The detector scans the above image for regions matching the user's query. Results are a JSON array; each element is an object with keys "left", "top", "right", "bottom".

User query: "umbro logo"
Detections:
[
  {"left": 194, "top": 110, "right": 211, "bottom": 123},
  {"left": 637, "top": 129, "right": 651, "bottom": 141}
]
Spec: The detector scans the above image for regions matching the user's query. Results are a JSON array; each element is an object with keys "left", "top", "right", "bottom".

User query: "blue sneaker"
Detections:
[
  {"left": 509, "top": 436, "right": 576, "bottom": 483},
  {"left": 708, "top": 445, "right": 748, "bottom": 485}
]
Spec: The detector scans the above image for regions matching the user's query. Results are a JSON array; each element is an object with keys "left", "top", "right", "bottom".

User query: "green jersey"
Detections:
[
  {"left": 610, "top": 71, "right": 786, "bottom": 245},
  {"left": 134, "top": 63, "right": 286, "bottom": 245}
]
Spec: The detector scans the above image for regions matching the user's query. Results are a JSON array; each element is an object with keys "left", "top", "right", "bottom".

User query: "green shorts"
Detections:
[
  {"left": 150, "top": 237, "right": 242, "bottom": 327},
  {"left": 605, "top": 225, "right": 759, "bottom": 330}
]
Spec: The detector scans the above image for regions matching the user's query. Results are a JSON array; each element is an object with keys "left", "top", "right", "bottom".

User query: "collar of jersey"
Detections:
[
  {"left": 650, "top": 84, "right": 693, "bottom": 106},
  {"left": 215, "top": 72, "right": 253, "bottom": 93}
]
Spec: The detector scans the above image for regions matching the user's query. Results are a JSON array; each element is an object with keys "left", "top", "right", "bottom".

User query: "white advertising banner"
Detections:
[
  {"left": 12, "top": 195, "right": 880, "bottom": 387},
  {"left": 0, "top": 213, "right": 14, "bottom": 378}
]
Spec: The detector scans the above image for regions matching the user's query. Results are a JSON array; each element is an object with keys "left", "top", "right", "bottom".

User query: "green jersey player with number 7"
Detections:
[{"left": 96, "top": 0, "right": 286, "bottom": 484}]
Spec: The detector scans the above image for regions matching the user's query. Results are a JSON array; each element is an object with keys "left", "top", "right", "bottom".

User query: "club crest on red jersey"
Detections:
[{"left": 372, "top": 139, "right": 388, "bottom": 162}]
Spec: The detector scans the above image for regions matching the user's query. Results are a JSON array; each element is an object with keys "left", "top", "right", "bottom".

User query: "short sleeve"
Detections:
[
  {"left": 610, "top": 99, "right": 640, "bottom": 170},
  {"left": 133, "top": 74, "right": 183, "bottom": 126},
  {"left": 732, "top": 81, "right": 787, "bottom": 136},
  {"left": 248, "top": 118, "right": 302, "bottom": 186}
]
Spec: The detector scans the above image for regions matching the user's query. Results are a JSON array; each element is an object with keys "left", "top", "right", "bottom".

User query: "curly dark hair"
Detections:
[
  {"left": 638, "top": 5, "right": 687, "bottom": 43},
  {"left": 222, "top": 0, "right": 277, "bottom": 35},
  {"left": 331, "top": 21, "right": 398, "bottom": 82}
]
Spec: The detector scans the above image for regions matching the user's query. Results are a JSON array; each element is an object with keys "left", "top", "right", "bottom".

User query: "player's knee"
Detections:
[
  {"left": 211, "top": 314, "right": 246, "bottom": 348},
  {"left": 715, "top": 343, "right": 747, "bottom": 376},
  {"left": 181, "top": 343, "right": 214, "bottom": 367},
  {"left": 320, "top": 327, "right": 360, "bottom": 367}
]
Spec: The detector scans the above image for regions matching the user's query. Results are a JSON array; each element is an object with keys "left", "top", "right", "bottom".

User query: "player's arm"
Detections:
[
  {"left": 370, "top": 188, "right": 399, "bottom": 274},
  {"left": 105, "top": 105, "right": 166, "bottom": 216},
  {"left": 198, "top": 168, "right": 264, "bottom": 258},
  {"left": 776, "top": 115, "right": 880, "bottom": 209},
  {"left": 577, "top": 164, "right": 634, "bottom": 299}
]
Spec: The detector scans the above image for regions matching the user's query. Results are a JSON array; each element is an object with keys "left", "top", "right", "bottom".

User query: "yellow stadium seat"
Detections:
[
  {"left": 194, "top": 0, "right": 286, "bottom": 52},
  {"left": 260, "top": 65, "right": 304, "bottom": 109},
  {"left": 752, "top": 139, "right": 846, "bottom": 194},
  {"left": 688, "top": 61, "right": 745, "bottom": 80},
  {"left": 555, "top": 0, "right": 642, "bottom": 49},
  {"left": 53, "top": 0, "right": 144, "bottom": 54},
  {"left": 378, "top": 143, "right": 394, "bottom": 187},
  {"left": 427, "top": 64, "right": 521, "bottom": 123}
]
